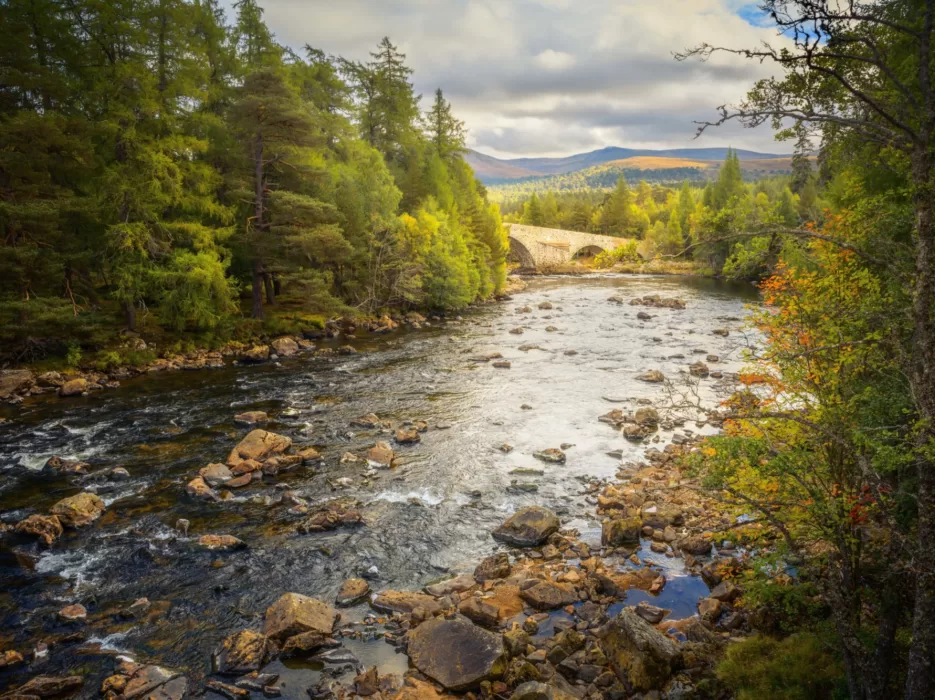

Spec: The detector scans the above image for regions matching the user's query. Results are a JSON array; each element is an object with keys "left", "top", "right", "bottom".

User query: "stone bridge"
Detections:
[{"left": 505, "top": 223, "right": 631, "bottom": 270}]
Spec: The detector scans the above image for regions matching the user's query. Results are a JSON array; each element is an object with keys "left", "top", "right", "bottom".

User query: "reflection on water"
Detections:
[{"left": 0, "top": 274, "right": 756, "bottom": 693}]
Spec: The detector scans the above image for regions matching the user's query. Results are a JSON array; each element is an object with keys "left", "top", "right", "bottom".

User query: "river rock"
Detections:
[
  {"left": 351, "top": 413, "right": 386, "bottom": 429},
  {"left": 371, "top": 590, "right": 441, "bottom": 617},
  {"left": 689, "top": 361, "right": 710, "bottom": 378},
  {"left": 679, "top": 534, "right": 712, "bottom": 556},
  {"left": 474, "top": 553, "right": 511, "bottom": 582},
  {"left": 633, "top": 601, "right": 669, "bottom": 624},
  {"left": 197, "top": 534, "right": 245, "bottom": 550},
  {"left": 297, "top": 501, "right": 363, "bottom": 532},
  {"left": 425, "top": 573, "right": 475, "bottom": 597},
  {"left": 0, "top": 650, "right": 24, "bottom": 668},
  {"left": 492, "top": 360, "right": 512, "bottom": 368},
  {"left": 243, "top": 345, "right": 270, "bottom": 362},
  {"left": 407, "top": 615, "right": 507, "bottom": 691},
  {"left": 50, "top": 492, "right": 105, "bottom": 527},
  {"left": 510, "top": 681, "right": 578, "bottom": 700},
  {"left": 15, "top": 514, "right": 63, "bottom": 546},
  {"left": 366, "top": 441, "right": 395, "bottom": 467},
  {"left": 709, "top": 580, "right": 740, "bottom": 602},
  {"left": 492, "top": 506, "right": 559, "bottom": 547},
  {"left": 200, "top": 463, "right": 233, "bottom": 486},
  {"left": 0, "top": 369, "right": 34, "bottom": 399},
  {"left": 123, "top": 665, "right": 184, "bottom": 700},
  {"left": 599, "top": 608, "right": 680, "bottom": 692},
  {"left": 233, "top": 411, "right": 268, "bottom": 425},
  {"left": 637, "top": 370, "right": 665, "bottom": 383},
  {"left": 58, "top": 377, "right": 88, "bottom": 397},
  {"left": 281, "top": 631, "right": 340, "bottom": 656},
  {"left": 186, "top": 476, "right": 217, "bottom": 501},
  {"left": 712, "top": 328, "right": 730, "bottom": 337},
  {"left": 533, "top": 448, "right": 565, "bottom": 464},
  {"left": 271, "top": 337, "right": 299, "bottom": 357},
  {"left": 8, "top": 675, "right": 84, "bottom": 697},
  {"left": 601, "top": 517, "right": 641, "bottom": 546},
  {"left": 214, "top": 630, "right": 271, "bottom": 675},
  {"left": 336, "top": 578, "right": 371, "bottom": 607},
  {"left": 520, "top": 581, "right": 577, "bottom": 610},
  {"left": 395, "top": 427, "right": 421, "bottom": 444},
  {"left": 698, "top": 597, "right": 722, "bottom": 622},
  {"left": 459, "top": 597, "right": 500, "bottom": 627},
  {"left": 227, "top": 429, "right": 292, "bottom": 467},
  {"left": 57, "top": 603, "right": 86, "bottom": 622},
  {"left": 634, "top": 407, "right": 659, "bottom": 426},
  {"left": 43, "top": 455, "right": 90, "bottom": 475},
  {"left": 263, "top": 593, "right": 337, "bottom": 642}
]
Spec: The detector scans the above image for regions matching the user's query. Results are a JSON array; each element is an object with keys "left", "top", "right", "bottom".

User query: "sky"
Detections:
[{"left": 236, "top": 0, "right": 789, "bottom": 159}]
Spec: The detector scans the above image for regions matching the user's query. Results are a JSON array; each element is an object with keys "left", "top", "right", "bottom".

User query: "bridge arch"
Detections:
[
  {"left": 571, "top": 244, "right": 607, "bottom": 260},
  {"left": 508, "top": 236, "right": 536, "bottom": 269}
]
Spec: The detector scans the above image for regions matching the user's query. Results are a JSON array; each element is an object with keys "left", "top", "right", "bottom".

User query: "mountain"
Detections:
[{"left": 466, "top": 146, "right": 791, "bottom": 183}]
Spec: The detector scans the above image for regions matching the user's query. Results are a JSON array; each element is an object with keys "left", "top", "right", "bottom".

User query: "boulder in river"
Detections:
[
  {"left": 366, "top": 441, "right": 395, "bottom": 467},
  {"left": 196, "top": 534, "right": 246, "bottom": 551},
  {"left": 459, "top": 597, "right": 500, "bottom": 627},
  {"left": 599, "top": 608, "right": 680, "bottom": 692},
  {"left": 57, "top": 603, "right": 87, "bottom": 622},
  {"left": 351, "top": 413, "right": 388, "bottom": 429},
  {"left": 263, "top": 593, "right": 337, "bottom": 642},
  {"left": 50, "top": 492, "right": 105, "bottom": 527},
  {"left": 15, "top": 514, "right": 63, "bottom": 546},
  {"left": 336, "top": 578, "right": 371, "bottom": 607},
  {"left": 601, "top": 517, "right": 642, "bottom": 547},
  {"left": 679, "top": 534, "right": 712, "bottom": 556},
  {"left": 58, "top": 377, "right": 89, "bottom": 397},
  {"left": 637, "top": 370, "right": 665, "bottom": 383},
  {"left": 474, "top": 553, "right": 511, "bottom": 582},
  {"left": 407, "top": 615, "right": 507, "bottom": 691},
  {"left": 8, "top": 675, "right": 84, "bottom": 698},
  {"left": 214, "top": 629, "right": 271, "bottom": 675},
  {"left": 0, "top": 369, "right": 34, "bottom": 400},
  {"left": 492, "top": 506, "right": 560, "bottom": 547},
  {"left": 371, "top": 590, "right": 441, "bottom": 617},
  {"left": 233, "top": 411, "right": 268, "bottom": 425},
  {"left": 689, "top": 361, "right": 710, "bottom": 378},
  {"left": 297, "top": 500, "right": 363, "bottom": 533},
  {"left": 510, "top": 681, "right": 578, "bottom": 700},
  {"left": 227, "top": 429, "right": 292, "bottom": 467},
  {"left": 199, "top": 463, "right": 233, "bottom": 486},
  {"left": 271, "top": 337, "right": 299, "bottom": 357},
  {"left": 424, "top": 573, "right": 475, "bottom": 597},
  {"left": 395, "top": 427, "right": 421, "bottom": 444},
  {"left": 520, "top": 581, "right": 578, "bottom": 610},
  {"left": 186, "top": 476, "right": 218, "bottom": 501},
  {"left": 243, "top": 345, "right": 270, "bottom": 362},
  {"left": 634, "top": 407, "right": 659, "bottom": 427},
  {"left": 533, "top": 448, "right": 566, "bottom": 464},
  {"left": 43, "top": 455, "right": 90, "bottom": 475}
]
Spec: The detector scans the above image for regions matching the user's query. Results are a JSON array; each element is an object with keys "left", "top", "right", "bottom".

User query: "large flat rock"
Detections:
[
  {"left": 407, "top": 615, "right": 506, "bottom": 691},
  {"left": 227, "top": 430, "right": 292, "bottom": 467},
  {"left": 492, "top": 506, "right": 559, "bottom": 547}
]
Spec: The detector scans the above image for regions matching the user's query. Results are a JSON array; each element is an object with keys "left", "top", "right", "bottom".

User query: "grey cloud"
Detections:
[{"left": 240, "top": 0, "right": 788, "bottom": 157}]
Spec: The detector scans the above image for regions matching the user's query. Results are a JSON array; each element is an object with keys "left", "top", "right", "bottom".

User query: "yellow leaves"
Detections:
[{"left": 703, "top": 447, "right": 717, "bottom": 458}]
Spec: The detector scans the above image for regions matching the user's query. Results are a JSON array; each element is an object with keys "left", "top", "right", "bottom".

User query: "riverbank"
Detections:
[{"left": 0, "top": 274, "right": 763, "bottom": 700}]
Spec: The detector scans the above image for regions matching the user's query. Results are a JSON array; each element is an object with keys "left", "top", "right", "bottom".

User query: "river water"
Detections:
[{"left": 0, "top": 274, "right": 757, "bottom": 696}]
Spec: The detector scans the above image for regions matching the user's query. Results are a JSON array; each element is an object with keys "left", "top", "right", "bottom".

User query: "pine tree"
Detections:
[
  {"left": 601, "top": 176, "right": 633, "bottom": 235},
  {"left": 426, "top": 88, "right": 466, "bottom": 160}
]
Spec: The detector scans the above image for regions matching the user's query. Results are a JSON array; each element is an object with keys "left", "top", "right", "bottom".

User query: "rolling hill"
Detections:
[{"left": 466, "top": 145, "right": 791, "bottom": 183}]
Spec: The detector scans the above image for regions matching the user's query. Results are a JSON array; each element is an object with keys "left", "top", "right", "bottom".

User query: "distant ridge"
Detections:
[{"left": 466, "top": 145, "right": 791, "bottom": 183}]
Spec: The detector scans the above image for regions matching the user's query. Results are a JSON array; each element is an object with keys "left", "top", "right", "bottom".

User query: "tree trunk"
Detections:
[
  {"left": 124, "top": 301, "right": 136, "bottom": 331},
  {"left": 250, "top": 130, "right": 265, "bottom": 320},
  {"left": 906, "top": 146, "right": 935, "bottom": 700},
  {"left": 251, "top": 259, "right": 264, "bottom": 320},
  {"left": 264, "top": 272, "right": 275, "bottom": 305}
]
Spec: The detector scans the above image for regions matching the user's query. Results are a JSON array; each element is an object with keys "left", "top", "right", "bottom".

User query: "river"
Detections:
[{"left": 0, "top": 273, "right": 758, "bottom": 697}]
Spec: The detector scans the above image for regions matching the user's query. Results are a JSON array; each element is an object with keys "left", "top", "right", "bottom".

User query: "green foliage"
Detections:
[
  {"left": 0, "top": 0, "right": 507, "bottom": 361},
  {"left": 716, "top": 631, "right": 847, "bottom": 700},
  {"left": 593, "top": 241, "right": 640, "bottom": 268}
]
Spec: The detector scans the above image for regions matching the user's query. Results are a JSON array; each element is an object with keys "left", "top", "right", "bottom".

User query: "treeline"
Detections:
[
  {"left": 0, "top": 0, "right": 507, "bottom": 361},
  {"left": 503, "top": 149, "right": 822, "bottom": 279}
]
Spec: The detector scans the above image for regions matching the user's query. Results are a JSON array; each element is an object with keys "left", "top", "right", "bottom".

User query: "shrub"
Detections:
[
  {"left": 593, "top": 240, "right": 641, "bottom": 269},
  {"left": 716, "top": 631, "right": 847, "bottom": 700}
]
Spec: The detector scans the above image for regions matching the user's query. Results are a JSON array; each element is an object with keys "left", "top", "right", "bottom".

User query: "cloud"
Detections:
[
  {"left": 230, "top": 0, "right": 790, "bottom": 158},
  {"left": 535, "top": 49, "right": 576, "bottom": 71}
]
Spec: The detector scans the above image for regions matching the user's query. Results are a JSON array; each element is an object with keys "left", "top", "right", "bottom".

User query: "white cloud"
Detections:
[
  {"left": 535, "top": 49, "right": 576, "bottom": 71},
  {"left": 233, "top": 0, "right": 792, "bottom": 158}
]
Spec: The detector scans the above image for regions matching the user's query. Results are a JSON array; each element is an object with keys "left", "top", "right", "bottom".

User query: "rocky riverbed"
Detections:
[{"left": 0, "top": 274, "right": 759, "bottom": 700}]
